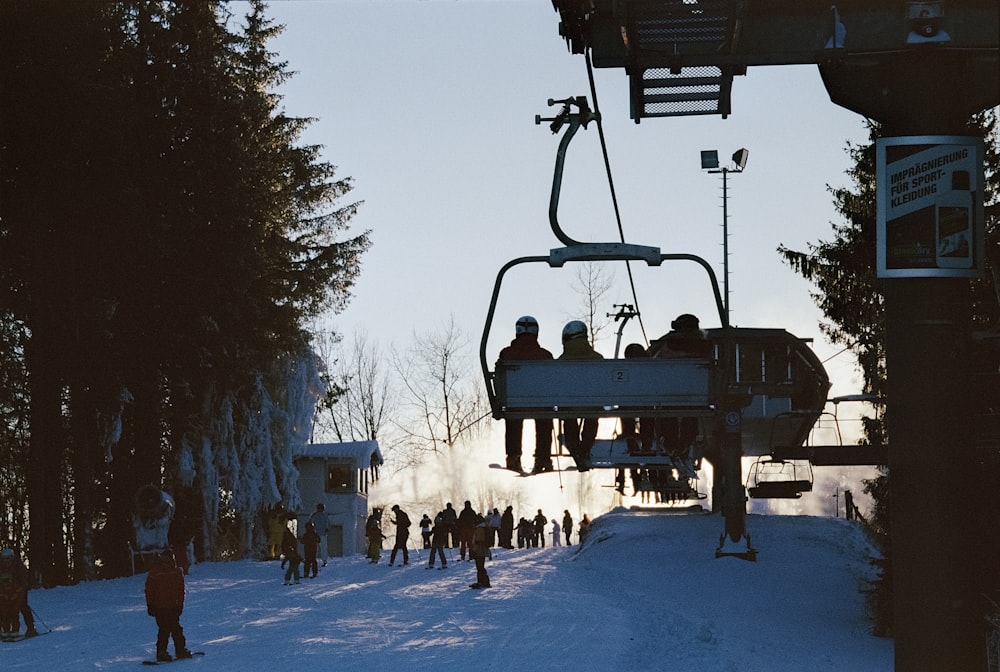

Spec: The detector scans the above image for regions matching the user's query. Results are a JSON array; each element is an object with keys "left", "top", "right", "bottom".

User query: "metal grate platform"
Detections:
[
  {"left": 631, "top": 65, "right": 733, "bottom": 118},
  {"left": 629, "top": 0, "right": 732, "bottom": 48},
  {"left": 624, "top": 0, "right": 741, "bottom": 120}
]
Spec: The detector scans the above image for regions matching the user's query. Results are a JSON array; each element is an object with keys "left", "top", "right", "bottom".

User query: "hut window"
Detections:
[{"left": 325, "top": 459, "right": 355, "bottom": 493}]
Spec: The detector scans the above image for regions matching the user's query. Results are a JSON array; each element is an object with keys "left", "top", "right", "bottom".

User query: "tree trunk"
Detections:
[
  {"left": 25, "top": 334, "right": 68, "bottom": 587},
  {"left": 70, "top": 384, "right": 98, "bottom": 582},
  {"left": 131, "top": 370, "right": 164, "bottom": 487}
]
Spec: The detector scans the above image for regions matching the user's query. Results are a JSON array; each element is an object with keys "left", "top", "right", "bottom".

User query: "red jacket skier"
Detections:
[
  {"left": 144, "top": 549, "right": 192, "bottom": 662},
  {"left": 497, "top": 315, "right": 555, "bottom": 473}
]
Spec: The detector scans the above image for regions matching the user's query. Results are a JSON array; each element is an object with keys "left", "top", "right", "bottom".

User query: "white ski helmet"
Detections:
[
  {"left": 515, "top": 315, "right": 539, "bottom": 336},
  {"left": 562, "top": 320, "right": 588, "bottom": 342}
]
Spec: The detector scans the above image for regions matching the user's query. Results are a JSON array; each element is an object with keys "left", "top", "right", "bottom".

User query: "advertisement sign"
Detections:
[{"left": 876, "top": 136, "right": 984, "bottom": 278}]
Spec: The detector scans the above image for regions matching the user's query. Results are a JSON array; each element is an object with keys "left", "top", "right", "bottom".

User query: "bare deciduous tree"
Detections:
[
  {"left": 570, "top": 261, "right": 616, "bottom": 345},
  {"left": 313, "top": 329, "right": 398, "bottom": 447},
  {"left": 310, "top": 329, "right": 343, "bottom": 442},
  {"left": 392, "top": 316, "right": 488, "bottom": 468}
]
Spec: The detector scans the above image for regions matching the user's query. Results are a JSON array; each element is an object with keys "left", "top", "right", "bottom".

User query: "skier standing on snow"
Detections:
[
  {"left": 468, "top": 516, "right": 492, "bottom": 589},
  {"left": 487, "top": 508, "right": 501, "bottom": 547},
  {"left": 419, "top": 514, "right": 433, "bottom": 549},
  {"left": 307, "top": 503, "right": 330, "bottom": 567},
  {"left": 427, "top": 514, "right": 449, "bottom": 570},
  {"left": 299, "top": 521, "right": 321, "bottom": 579},
  {"left": 439, "top": 503, "right": 458, "bottom": 549},
  {"left": 532, "top": 509, "right": 548, "bottom": 548},
  {"left": 562, "top": 510, "right": 574, "bottom": 546},
  {"left": 551, "top": 519, "right": 562, "bottom": 547},
  {"left": 366, "top": 508, "right": 386, "bottom": 564},
  {"left": 265, "top": 503, "right": 286, "bottom": 561},
  {"left": 0, "top": 547, "right": 36, "bottom": 639},
  {"left": 457, "top": 501, "right": 477, "bottom": 561},
  {"left": 578, "top": 514, "right": 592, "bottom": 544},
  {"left": 281, "top": 515, "right": 301, "bottom": 585},
  {"left": 517, "top": 517, "right": 532, "bottom": 548},
  {"left": 388, "top": 504, "right": 411, "bottom": 566},
  {"left": 499, "top": 506, "right": 515, "bottom": 549},
  {"left": 144, "top": 549, "right": 192, "bottom": 663}
]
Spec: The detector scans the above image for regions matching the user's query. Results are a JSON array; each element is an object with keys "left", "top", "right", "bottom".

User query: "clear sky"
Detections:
[{"left": 254, "top": 0, "right": 878, "bottom": 513}]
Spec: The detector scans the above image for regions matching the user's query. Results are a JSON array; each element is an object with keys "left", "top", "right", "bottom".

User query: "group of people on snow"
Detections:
[
  {"left": 265, "top": 501, "right": 332, "bottom": 585},
  {"left": 361, "top": 501, "right": 591, "bottom": 589},
  {"left": 9, "top": 312, "right": 660, "bottom": 653}
]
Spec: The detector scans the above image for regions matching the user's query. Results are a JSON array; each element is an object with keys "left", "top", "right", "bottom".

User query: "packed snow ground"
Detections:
[{"left": 3, "top": 510, "right": 892, "bottom": 671}]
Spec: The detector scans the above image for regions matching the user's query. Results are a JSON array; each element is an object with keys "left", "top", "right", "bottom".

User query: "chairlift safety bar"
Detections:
[{"left": 480, "top": 245, "right": 728, "bottom": 419}]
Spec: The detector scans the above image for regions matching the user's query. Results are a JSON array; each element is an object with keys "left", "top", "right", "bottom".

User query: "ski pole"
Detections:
[{"left": 30, "top": 606, "right": 51, "bottom": 633}]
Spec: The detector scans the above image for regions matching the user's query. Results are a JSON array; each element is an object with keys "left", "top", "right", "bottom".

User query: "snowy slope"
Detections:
[{"left": 2, "top": 511, "right": 892, "bottom": 671}]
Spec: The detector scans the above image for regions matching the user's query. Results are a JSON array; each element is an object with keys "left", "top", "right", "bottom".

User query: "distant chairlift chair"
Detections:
[{"left": 746, "top": 457, "right": 813, "bottom": 499}]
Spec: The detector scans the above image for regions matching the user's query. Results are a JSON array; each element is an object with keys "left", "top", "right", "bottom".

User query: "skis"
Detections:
[
  {"left": 141, "top": 652, "right": 205, "bottom": 665},
  {"left": 489, "top": 463, "right": 529, "bottom": 477},
  {"left": 1, "top": 631, "right": 47, "bottom": 643},
  {"left": 488, "top": 463, "right": 574, "bottom": 477}
]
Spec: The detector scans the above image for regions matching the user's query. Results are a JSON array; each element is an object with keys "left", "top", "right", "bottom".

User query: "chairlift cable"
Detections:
[
  {"left": 585, "top": 49, "right": 649, "bottom": 346},
  {"left": 820, "top": 344, "right": 853, "bottom": 364}
]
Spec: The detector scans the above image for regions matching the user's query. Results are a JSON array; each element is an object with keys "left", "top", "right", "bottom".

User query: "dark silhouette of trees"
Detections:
[{"left": 0, "top": 1, "right": 369, "bottom": 584}]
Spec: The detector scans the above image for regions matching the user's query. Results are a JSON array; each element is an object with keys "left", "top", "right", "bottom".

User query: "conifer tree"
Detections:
[{"left": 0, "top": 1, "right": 370, "bottom": 580}]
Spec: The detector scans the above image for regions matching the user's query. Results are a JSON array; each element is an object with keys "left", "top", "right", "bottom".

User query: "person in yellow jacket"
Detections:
[
  {"left": 265, "top": 503, "right": 286, "bottom": 561},
  {"left": 558, "top": 320, "right": 603, "bottom": 471}
]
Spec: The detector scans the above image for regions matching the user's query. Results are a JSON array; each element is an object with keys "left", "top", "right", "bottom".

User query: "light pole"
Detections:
[{"left": 700, "top": 148, "right": 749, "bottom": 322}]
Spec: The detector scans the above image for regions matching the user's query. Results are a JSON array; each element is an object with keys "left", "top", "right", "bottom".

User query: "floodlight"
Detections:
[
  {"left": 700, "top": 147, "right": 750, "bottom": 322},
  {"left": 732, "top": 148, "right": 749, "bottom": 171},
  {"left": 700, "top": 150, "right": 719, "bottom": 170}
]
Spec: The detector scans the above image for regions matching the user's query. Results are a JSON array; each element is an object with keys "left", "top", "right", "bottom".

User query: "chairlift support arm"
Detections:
[
  {"left": 536, "top": 96, "right": 598, "bottom": 246},
  {"left": 609, "top": 303, "right": 639, "bottom": 358}
]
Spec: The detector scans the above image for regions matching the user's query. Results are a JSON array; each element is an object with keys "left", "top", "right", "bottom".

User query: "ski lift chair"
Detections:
[{"left": 746, "top": 457, "right": 813, "bottom": 499}]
